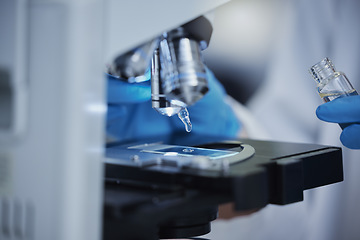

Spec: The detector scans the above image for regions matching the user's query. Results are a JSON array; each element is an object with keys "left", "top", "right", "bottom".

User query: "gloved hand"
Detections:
[
  {"left": 106, "top": 69, "right": 241, "bottom": 142},
  {"left": 316, "top": 95, "right": 360, "bottom": 149}
]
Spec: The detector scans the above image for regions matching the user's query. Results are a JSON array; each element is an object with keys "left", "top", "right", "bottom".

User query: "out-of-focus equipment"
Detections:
[{"left": 1, "top": 1, "right": 105, "bottom": 239}]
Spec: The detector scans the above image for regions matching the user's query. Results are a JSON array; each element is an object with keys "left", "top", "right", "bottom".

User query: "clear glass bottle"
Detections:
[
  {"left": 309, "top": 57, "right": 358, "bottom": 129},
  {"left": 309, "top": 57, "right": 358, "bottom": 102}
]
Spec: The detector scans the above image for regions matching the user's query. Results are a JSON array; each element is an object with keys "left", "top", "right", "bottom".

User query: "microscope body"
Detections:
[{"left": 0, "top": 1, "right": 229, "bottom": 240}]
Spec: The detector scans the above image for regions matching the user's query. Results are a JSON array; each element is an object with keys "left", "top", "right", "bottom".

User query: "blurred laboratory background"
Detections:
[
  {"left": 203, "top": 0, "right": 360, "bottom": 239},
  {"left": 204, "top": 0, "right": 282, "bottom": 104}
]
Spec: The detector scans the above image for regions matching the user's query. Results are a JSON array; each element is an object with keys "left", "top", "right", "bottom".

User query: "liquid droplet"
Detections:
[
  {"left": 178, "top": 108, "right": 192, "bottom": 132},
  {"left": 183, "top": 148, "right": 194, "bottom": 153}
]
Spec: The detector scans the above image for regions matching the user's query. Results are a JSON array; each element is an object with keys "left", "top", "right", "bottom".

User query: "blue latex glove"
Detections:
[
  {"left": 106, "top": 69, "right": 240, "bottom": 142},
  {"left": 316, "top": 95, "right": 360, "bottom": 149}
]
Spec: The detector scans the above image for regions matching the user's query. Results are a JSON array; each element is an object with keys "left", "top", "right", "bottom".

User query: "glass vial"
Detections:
[
  {"left": 309, "top": 57, "right": 358, "bottom": 102},
  {"left": 309, "top": 57, "right": 358, "bottom": 129}
]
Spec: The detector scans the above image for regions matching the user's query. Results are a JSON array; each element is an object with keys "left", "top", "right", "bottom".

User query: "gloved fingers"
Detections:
[
  {"left": 316, "top": 95, "right": 360, "bottom": 123},
  {"left": 340, "top": 124, "right": 360, "bottom": 149},
  {"left": 184, "top": 68, "right": 241, "bottom": 138},
  {"left": 107, "top": 105, "right": 129, "bottom": 121},
  {"left": 205, "top": 67, "right": 227, "bottom": 97},
  {"left": 191, "top": 68, "right": 227, "bottom": 109},
  {"left": 106, "top": 104, "right": 132, "bottom": 140},
  {"left": 107, "top": 75, "right": 151, "bottom": 104},
  {"left": 107, "top": 101, "right": 174, "bottom": 141}
]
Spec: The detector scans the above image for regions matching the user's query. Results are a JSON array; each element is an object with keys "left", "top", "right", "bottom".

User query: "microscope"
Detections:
[
  {"left": 0, "top": 1, "right": 343, "bottom": 240},
  {"left": 103, "top": 3, "right": 343, "bottom": 240},
  {"left": 107, "top": 15, "right": 213, "bottom": 133}
]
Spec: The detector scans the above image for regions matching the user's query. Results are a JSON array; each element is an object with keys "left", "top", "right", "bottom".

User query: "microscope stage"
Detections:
[{"left": 103, "top": 135, "right": 343, "bottom": 240}]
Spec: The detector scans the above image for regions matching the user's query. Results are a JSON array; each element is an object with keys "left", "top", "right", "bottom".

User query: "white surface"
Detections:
[
  {"left": 103, "top": 0, "right": 230, "bottom": 63},
  {"left": 1, "top": 0, "right": 105, "bottom": 239}
]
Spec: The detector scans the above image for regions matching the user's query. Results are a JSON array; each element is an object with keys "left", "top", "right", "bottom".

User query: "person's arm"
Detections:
[{"left": 106, "top": 69, "right": 242, "bottom": 142}]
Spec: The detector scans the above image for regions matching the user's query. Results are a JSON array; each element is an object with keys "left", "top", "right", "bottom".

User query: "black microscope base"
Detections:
[{"left": 103, "top": 136, "right": 343, "bottom": 240}]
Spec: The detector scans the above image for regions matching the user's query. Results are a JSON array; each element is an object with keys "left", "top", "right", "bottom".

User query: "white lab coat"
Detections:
[{"left": 207, "top": 0, "right": 360, "bottom": 239}]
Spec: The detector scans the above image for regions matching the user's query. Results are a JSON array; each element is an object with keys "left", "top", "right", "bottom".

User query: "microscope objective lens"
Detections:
[{"left": 178, "top": 108, "right": 192, "bottom": 132}]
